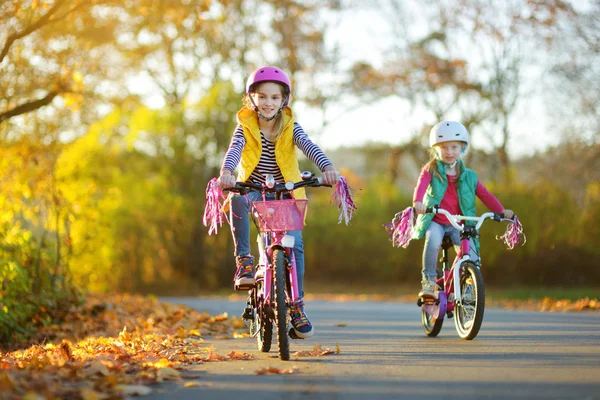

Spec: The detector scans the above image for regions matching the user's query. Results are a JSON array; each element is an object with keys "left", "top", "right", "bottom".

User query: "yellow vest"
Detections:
[{"left": 235, "top": 106, "right": 306, "bottom": 199}]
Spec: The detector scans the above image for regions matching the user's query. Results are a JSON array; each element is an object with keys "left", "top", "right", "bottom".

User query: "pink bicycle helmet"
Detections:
[
  {"left": 245, "top": 66, "right": 291, "bottom": 95},
  {"left": 245, "top": 66, "right": 291, "bottom": 121}
]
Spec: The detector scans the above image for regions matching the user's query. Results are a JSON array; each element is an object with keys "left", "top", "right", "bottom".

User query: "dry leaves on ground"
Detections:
[
  {"left": 0, "top": 293, "right": 248, "bottom": 399},
  {"left": 490, "top": 297, "right": 600, "bottom": 312}
]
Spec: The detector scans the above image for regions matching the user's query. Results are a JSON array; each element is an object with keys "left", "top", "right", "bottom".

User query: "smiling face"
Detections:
[
  {"left": 250, "top": 82, "right": 285, "bottom": 119},
  {"left": 434, "top": 140, "right": 465, "bottom": 165}
]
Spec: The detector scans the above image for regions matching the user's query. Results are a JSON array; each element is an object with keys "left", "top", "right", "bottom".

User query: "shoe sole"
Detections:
[
  {"left": 234, "top": 278, "right": 255, "bottom": 291},
  {"left": 292, "top": 328, "right": 314, "bottom": 339}
]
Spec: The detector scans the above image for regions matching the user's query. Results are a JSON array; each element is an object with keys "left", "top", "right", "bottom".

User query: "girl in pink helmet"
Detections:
[
  {"left": 218, "top": 66, "right": 340, "bottom": 338},
  {"left": 412, "top": 121, "right": 514, "bottom": 298}
]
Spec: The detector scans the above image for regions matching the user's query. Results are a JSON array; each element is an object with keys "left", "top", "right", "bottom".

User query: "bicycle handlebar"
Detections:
[
  {"left": 425, "top": 205, "right": 514, "bottom": 232},
  {"left": 224, "top": 175, "right": 331, "bottom": 196}
]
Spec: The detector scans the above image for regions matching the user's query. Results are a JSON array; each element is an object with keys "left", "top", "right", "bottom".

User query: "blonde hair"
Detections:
[
  {"left": 426, "top": 146, "right": 462, "bottom": 181},
  {"left": 242, "top": 82, "right": 286, "bottom": 141}
]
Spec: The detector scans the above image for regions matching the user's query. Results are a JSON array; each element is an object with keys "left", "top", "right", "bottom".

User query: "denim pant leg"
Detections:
[
  {"left": 229, "top": 191, "right": 263, "bottom": 257},
  {"left": 422, "top": 221, "right": 445, "bottom": 283},
  {"left": 287, "top": 230, "right": 305, "bottom": 298}
]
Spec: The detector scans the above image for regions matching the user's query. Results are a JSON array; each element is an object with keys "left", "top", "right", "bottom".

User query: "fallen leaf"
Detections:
[
  {"left": 117, "top": 384, "right": 152, "bottom": 395},
  {"left": 87, "top": 360, "right": 109, "bottom": 376},
  {"left": 256, "top": 366, "right": 298, "bottom": 375},
  {"left": 293, "top": 344, "right": 335, "bottom": 357},
  {"left": 226, "top": 351, "right": 254, "bottom": 360},
  {"left": 157, "top": 367, "right": 180, "bottom": 381}
]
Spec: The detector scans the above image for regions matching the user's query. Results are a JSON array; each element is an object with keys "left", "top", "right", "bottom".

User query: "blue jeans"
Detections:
[
  {"left": 230, "top": 192, "right": 305, "bottom": 297},
  {"left": 422, "top": 221, "right": 479, "bottom": 284}
]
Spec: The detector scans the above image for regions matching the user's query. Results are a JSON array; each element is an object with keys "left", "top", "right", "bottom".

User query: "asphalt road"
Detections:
[{"left": 145, "top": 297, "right": 600, "bottom": 400}]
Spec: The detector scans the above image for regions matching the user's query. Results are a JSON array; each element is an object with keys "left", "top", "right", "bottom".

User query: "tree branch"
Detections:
[
  {"left": 0, "top": 0, "right": 68, "bottom": 64},
  {"left": 0, "top": 90, "right": 61, "bottom": 123}
]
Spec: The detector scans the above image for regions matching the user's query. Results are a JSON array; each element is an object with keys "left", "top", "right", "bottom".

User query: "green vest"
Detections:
[{"left": 412, "top": 159, "right": 479, "bottom": 242}]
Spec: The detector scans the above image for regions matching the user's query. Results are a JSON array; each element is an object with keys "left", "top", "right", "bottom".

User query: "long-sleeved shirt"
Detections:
[
  {"left": 413, "top": 169, "right": 504, "bottom": 225},
  {"left": 221, "top": 122, "right": 332, "bottom": 184}
]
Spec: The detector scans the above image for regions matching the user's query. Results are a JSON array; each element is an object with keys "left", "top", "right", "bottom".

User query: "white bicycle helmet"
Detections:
[{"left": 429, "top": 121, "right": 470, "bottom": 156}]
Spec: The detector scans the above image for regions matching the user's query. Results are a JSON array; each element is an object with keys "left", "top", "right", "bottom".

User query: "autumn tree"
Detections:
[{"left": 346, "top": 0, "right": 577, "bottom": 179}]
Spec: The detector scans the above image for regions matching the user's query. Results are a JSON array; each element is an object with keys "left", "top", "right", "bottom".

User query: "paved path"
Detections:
[{"left": 145, "top": 297, "right": 600, "bottom": 400}]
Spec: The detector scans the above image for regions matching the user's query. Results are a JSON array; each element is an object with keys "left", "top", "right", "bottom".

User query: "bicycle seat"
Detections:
[{"left": 441, "top": 235, "right": 454, "bottom": 250}]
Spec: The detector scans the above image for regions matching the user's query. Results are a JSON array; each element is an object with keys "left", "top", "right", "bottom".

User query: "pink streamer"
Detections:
[
  {"left": 384, "top": 206, "right": 414, "bottom": 248},
  {"left": 497, "top": 215, "right": 527, "bottom": 250},
  {"left": 203, "top": 178, "right": 225, "bottom": 235},
  {"left": 332, "top": 177, "right": 357, "bottom": 225}
]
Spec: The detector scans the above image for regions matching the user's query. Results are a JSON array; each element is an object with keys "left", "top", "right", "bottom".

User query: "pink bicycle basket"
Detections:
[{"left": 252, "top": 199, "right": 308, "bottom": 232}]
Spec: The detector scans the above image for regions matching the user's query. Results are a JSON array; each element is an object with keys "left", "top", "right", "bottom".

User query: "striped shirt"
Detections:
[{"left": 221, "top": 122, "right": 332, "bottom": 184}]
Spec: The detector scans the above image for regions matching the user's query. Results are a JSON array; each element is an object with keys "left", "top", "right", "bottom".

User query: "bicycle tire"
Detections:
[
  {"left": 422, "top": 276, "right": 445, "bottom": 337},
  {"left": 250, "top": 281, "right": 272, "bottom": 352},
  {"left": 272, "top": 248, "right": 290, "bottom": 360},
  {"left": 454, "top": 261, "right": 485, "bottom": 340},
  {"left": 422, "top": 306, "right": 444, "bottom": 337}
]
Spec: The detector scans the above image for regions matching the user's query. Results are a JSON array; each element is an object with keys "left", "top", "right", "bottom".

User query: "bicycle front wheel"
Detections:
[
  {"left": 272, "top": 248, "right": 290, "bottom": 360},
  {"left": 454, "top": 261, "right": 485, "bottom": 340},
  {"left": 422, "top": 307, "right": 444, "bottom": 337}
]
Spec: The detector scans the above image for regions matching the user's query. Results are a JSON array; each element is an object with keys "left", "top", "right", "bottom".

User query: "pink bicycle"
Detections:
[
  {"left": 226, "top": 172, "right": 331, "bottom": 360},
  {"left": 386, "top": 205, "right": 525, "bottom": 340},
  {"left": 418, "top": 206, "right": 524, "bottom": 339}
]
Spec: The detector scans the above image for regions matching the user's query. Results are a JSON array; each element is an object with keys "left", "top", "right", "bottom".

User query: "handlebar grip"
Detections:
[{"left": 425, "top": 205, "right": 438, "bottom": 214}]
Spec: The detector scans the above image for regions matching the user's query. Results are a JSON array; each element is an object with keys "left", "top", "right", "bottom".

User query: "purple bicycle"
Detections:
[{"left": 226, "top": 172, "right": 331, "bottom": 360}]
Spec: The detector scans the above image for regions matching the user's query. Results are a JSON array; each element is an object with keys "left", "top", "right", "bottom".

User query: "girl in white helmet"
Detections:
[
  {"left": 218, "top": 66, "right": 340, "bottom": 338},
  {"left": 412, "top": 121, "right": 514, "bottom": 298}
]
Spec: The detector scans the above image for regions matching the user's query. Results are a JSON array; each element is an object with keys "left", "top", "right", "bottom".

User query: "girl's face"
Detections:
[
  {"left": 250, "top": 82, "right": 285, "bottom": 119},
  {"left": 435, "top": 141, "right": 464, "bottom": 164}
]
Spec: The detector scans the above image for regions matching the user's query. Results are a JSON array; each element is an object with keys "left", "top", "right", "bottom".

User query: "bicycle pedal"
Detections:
[
  {"left": 421, "top": 297, "right": 439, "bottom": 305},
  {"left": 241, "top": 307, "right": 254, "bottom": 320},
  {"left": 234, "top": 283, "right": 255, "bottom": 291}
]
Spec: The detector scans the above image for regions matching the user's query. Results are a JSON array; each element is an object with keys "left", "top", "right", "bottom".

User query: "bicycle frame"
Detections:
[
  {"left": 429, "top": 208, "right": 501, "bottom": 304},
  {"left": 254, "top": 219, "right": 301, "bottom": 323}
]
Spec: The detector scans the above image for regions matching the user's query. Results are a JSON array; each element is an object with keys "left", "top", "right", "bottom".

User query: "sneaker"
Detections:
[
  {"left": 289, "top": 304, "right": 314, "bottom": 338},
  {"left": 234, "top": 255, "right": 255, "bottom": 289},
  {"left": 418, "top": 281, "right": 438, "bottom": 298}
]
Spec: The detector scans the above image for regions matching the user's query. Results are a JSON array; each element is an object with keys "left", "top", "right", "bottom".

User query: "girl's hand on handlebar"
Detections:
[
  {"left": 218, "top": 171, "right": 236, "bottom": 189},
  {"left": 502, "top": 209, "right": 514, "bottom": 219},
  {"left": 413, "top": 201, "right": 426, "bottom": 214},
  {"left": 322, "top": 166, "right": 340, "bottom": 185}
]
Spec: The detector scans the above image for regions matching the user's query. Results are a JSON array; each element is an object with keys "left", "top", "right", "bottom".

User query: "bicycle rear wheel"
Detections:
[
  {"left": 272, "top": 248, "right": 290, "bottom": 360},
  {"left": 454, "top": 261, "right": 485, "bottom": 340},
  {"left": 250, "top": 281, "right": 272, "bottom": 352}
]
